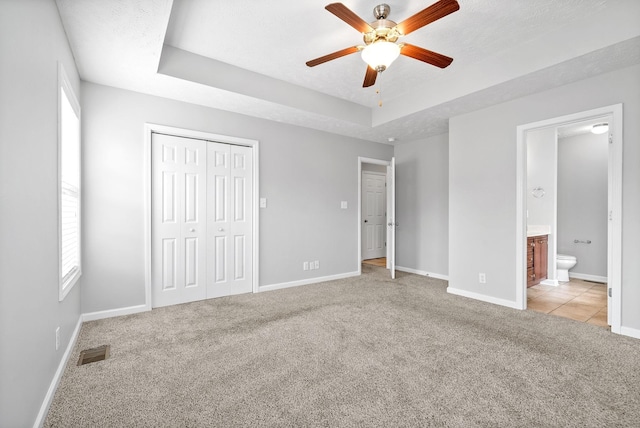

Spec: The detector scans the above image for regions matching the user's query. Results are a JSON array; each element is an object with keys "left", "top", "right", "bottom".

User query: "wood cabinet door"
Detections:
[
  {"left": 534, "top": 236, "right": 548, "bottom": 283},
  {"left": 527, "top": 237, "right": 535, "bottom": 287}
]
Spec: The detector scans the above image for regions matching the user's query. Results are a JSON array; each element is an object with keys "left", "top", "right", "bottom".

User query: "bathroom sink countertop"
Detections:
[{"left": 527, "top": 225, "right": 551, "bottom": 237}]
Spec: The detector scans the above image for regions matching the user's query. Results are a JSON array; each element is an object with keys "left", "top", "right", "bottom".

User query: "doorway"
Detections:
[
  {"left": 526, "top": 118, "right": 609, "bottom": 326},
  {"left": 515, "top": 104, "right": 622, "bottom": 334},
  {"left": 144, "top": 124, "right": 260, "bottom": 309},
  {"left": 358, "top": 157, "right": 396, "bottom": 279}
]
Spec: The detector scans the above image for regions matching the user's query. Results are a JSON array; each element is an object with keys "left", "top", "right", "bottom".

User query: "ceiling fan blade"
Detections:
[
  {"left": 396, "top": 0, "right": 459, "bottom": 36},
  {"left": 325, "top": 3, "right": 374, "bottom": 34},
  {"left": 400, "top": 43, "right": 453, "bottom": 68},
  {"left": 306, "top": 46, "right": 360, "bottom": 67},
  {"left": 363, "top": 66, "right": 377, "bottom": 87}
]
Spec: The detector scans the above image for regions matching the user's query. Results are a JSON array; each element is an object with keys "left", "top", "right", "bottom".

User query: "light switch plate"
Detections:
[
  {"left": 259, "top": 198, "right": 267, "bottom": 208},
  {"left": 341, "top": 201, "right": 348, "bottom": 209}
]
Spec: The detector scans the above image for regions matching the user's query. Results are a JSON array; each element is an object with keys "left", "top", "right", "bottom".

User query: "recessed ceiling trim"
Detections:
[
  {"left": 55, "top": 0, "right": 640, "bottom": 145},
  {"left": 159, "top": 45, "right": 372, "bottom": 127}
]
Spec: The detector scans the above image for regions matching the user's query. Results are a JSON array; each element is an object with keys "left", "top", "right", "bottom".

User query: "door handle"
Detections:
[
  {"left": 189, "top": 228, "right": 195, "bottom": 232},
  {"left": 364, "top": 220, "right": 368, "bottom": 223},
  {"left": 218, "top": 228, "right": 224, "bottom": 232}
]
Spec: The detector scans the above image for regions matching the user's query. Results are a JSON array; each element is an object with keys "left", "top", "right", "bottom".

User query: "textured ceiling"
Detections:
[
  {"left": 55, "top": 0, "right": 640, "bottom": 144},
  {"left": 165, "top": 0, "right": 607, "bottom": 106}
]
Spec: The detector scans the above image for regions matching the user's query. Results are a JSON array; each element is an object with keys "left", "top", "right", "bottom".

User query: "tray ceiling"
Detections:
[{"left": 56, "top": 0, "right": 640, "bottom": 144}]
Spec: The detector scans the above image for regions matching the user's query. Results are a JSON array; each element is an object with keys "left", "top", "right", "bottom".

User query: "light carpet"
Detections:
[{"left": 45, "top": 266, "right": 640, "bottom": 427}]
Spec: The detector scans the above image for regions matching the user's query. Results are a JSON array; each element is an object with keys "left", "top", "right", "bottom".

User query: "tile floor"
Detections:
[
  {"left": 362, "top": 262, "right": 608, "bottom": 328},
  {"left": 527, "top": 279, "right": 608, "bottom": 328}
]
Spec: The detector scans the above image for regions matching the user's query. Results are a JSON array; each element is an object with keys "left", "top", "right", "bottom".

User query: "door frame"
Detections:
[
  {"left": 357, "top": 157, "right": 391, "bottom": 275},
  {"left": 143, "top": 123, "right": 260, "bottom": 310},
  {"left": 515, "top": 104, "right": 622, "bottom": 334}
]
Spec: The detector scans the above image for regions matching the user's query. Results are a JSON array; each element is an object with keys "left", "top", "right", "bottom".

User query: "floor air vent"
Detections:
[{"left": 77, "top": 345, "right": 110, "bottom": 366}]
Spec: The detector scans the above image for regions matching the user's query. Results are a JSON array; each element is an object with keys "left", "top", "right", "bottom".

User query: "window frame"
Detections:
[{"left": 58, "top": 63, "right": 81, "bottom": 301}]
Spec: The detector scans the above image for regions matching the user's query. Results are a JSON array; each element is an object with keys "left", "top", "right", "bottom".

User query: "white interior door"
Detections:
[
  {"left": 362, "top": 172, "right": 386, "bottom": 260},
  {"left": 207, "top": 143, "right": 253, "bottom": 298},
  {"left": 607, "top": 124, "right": 613, "bottom": 326},
  {"left": 151, "top": 133, "right": 207, "bottom": 307},
  {"left": 387, "top": 157, "right": 396, "bottom": 279}
]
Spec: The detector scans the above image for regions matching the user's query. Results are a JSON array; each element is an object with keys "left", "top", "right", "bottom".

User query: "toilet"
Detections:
[{"left": 556, "top": 254, "right": 577, "bottom": 282}]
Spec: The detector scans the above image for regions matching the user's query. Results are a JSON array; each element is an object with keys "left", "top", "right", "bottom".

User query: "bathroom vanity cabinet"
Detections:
[{"left": 527, "top": 235, "right": 548, "bottom": 287}]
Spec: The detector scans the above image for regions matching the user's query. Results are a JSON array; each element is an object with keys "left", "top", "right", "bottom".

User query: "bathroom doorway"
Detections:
[{"left": 515, "top": 105, "right": 622, "bottom": 334}]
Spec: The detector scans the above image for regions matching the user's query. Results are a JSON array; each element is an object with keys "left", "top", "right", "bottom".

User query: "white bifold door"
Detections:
[
  {"left": 207, "top": 142, "right": 253, "bottom": 299},
  {"left": 152, "top": 133, "right": 253, "bottom": 308}
]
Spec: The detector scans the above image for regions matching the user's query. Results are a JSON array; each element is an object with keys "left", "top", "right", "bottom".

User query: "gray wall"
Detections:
[
  {"left": 449, "top": 64, "right": 640, "bottom": 331},
  {"left": 0, "top": 1, "right": 82, "bottom": 426},
  {"left": 527, "top": 127, "right": 557, "bottom": 280},
  {"left": 395, "top": 134, "right": 449, "bottom": 276},
  {"left": 558, "top": 132, "right": 608, "bottom": 277},
  {"left": 80, "top": 82, "right": 393, "bottom": 313}
]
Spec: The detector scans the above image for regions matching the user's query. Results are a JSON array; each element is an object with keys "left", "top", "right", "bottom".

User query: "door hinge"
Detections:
[
  {"left": 609, "top": 134, "right": 613, "bottom": 144},
  {"left": 608, "top": 288, "right": 612, "bottom": 298},
  {"left": 609, "top": 210, "right": 613, "bottom": 221}
]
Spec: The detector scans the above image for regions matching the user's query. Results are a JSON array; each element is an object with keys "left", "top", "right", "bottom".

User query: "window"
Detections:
[{"left": 59, "top": 63, "right": 81, "bottom": 301}]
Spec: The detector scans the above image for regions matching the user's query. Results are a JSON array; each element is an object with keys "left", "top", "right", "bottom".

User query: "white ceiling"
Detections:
[
  {"left": 55, "top": 0, "right": 640, "bottom": 144},
  {"left": 557, "top": 118, "right": 611, "bottom": 139}
]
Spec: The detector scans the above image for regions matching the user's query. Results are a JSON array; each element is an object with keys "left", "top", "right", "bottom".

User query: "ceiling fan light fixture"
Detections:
[
  {"left": 361, "top": 41, "right": 400, "bottom": 72},
  {"left": 591, "top": 123, "right": 609, "bottom": 134}
]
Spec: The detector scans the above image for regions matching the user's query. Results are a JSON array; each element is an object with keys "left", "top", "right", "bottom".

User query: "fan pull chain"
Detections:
[{"left": 376, "top": 75, "right": 383, "bottom": 107}]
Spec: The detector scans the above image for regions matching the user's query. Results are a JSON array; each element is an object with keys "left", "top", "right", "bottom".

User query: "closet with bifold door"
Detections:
[{"left": 151, "top": 132, "right": 253, "bottom": 308}]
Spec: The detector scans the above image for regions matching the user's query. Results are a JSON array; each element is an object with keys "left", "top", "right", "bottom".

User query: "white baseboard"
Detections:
[
  {"left": 259, "top": 271, "right": 360, "bottom": 293},
  {"left": 82, "top": 304, "right": 149, "bottom": 322},
  {"left": 395, "top": 266, "right": 449, "bottom": 281},
  {"left": 620, "top": 326, "right": 640, "bottom": 340},
  {"left": 447, "top": 287, "right": 520, "bottom": 310},
  {"left": 33, "top": 315, "right": 82, "bottom": 428},
  {"left": 569, "top": 272, "right": 608, "bottom": 283}
]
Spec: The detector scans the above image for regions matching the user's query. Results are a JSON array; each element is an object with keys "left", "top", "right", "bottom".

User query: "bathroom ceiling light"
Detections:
[{"left": 591, "top": 123, "right": 609, "bottom": 134}]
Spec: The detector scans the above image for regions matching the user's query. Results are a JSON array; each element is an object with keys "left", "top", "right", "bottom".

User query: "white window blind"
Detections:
[
  {"left": 61, "top": 181, "right": 79, "bottom": 282},
  {"left": 59, "top": 63, "right": 81, "bottom": 300}
]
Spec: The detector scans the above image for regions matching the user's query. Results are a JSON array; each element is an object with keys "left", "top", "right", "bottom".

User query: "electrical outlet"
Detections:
[
  {"left": 479, "top": 273, "right": 486, "bottom": 284},
  {"left": 303, "top": 261, "right": 309, "bottom": 271},
  {"left": 55, "top": 327, "right": 60, "bottom": 351},
  {"left": 314, "top": 260, "right": 319, "bottom": 269}
]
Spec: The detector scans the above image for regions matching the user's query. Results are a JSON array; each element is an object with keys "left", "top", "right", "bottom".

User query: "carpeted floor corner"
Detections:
[{"left": 44, "top": 266, "right": 640, "bottom": 427}]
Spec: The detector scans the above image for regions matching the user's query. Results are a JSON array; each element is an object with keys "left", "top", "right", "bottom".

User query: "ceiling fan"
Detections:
[{"left": 306, "top": 0, "right": 460, "bottom": 87}]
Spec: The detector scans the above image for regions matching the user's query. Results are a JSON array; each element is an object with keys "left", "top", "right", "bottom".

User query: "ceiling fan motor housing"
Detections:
[
  {"left": 364, "top": 4, "right": 400, "bottom": 45},
  {"left": 373, "top": 4, "right": 390, "bottom": 19}
]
